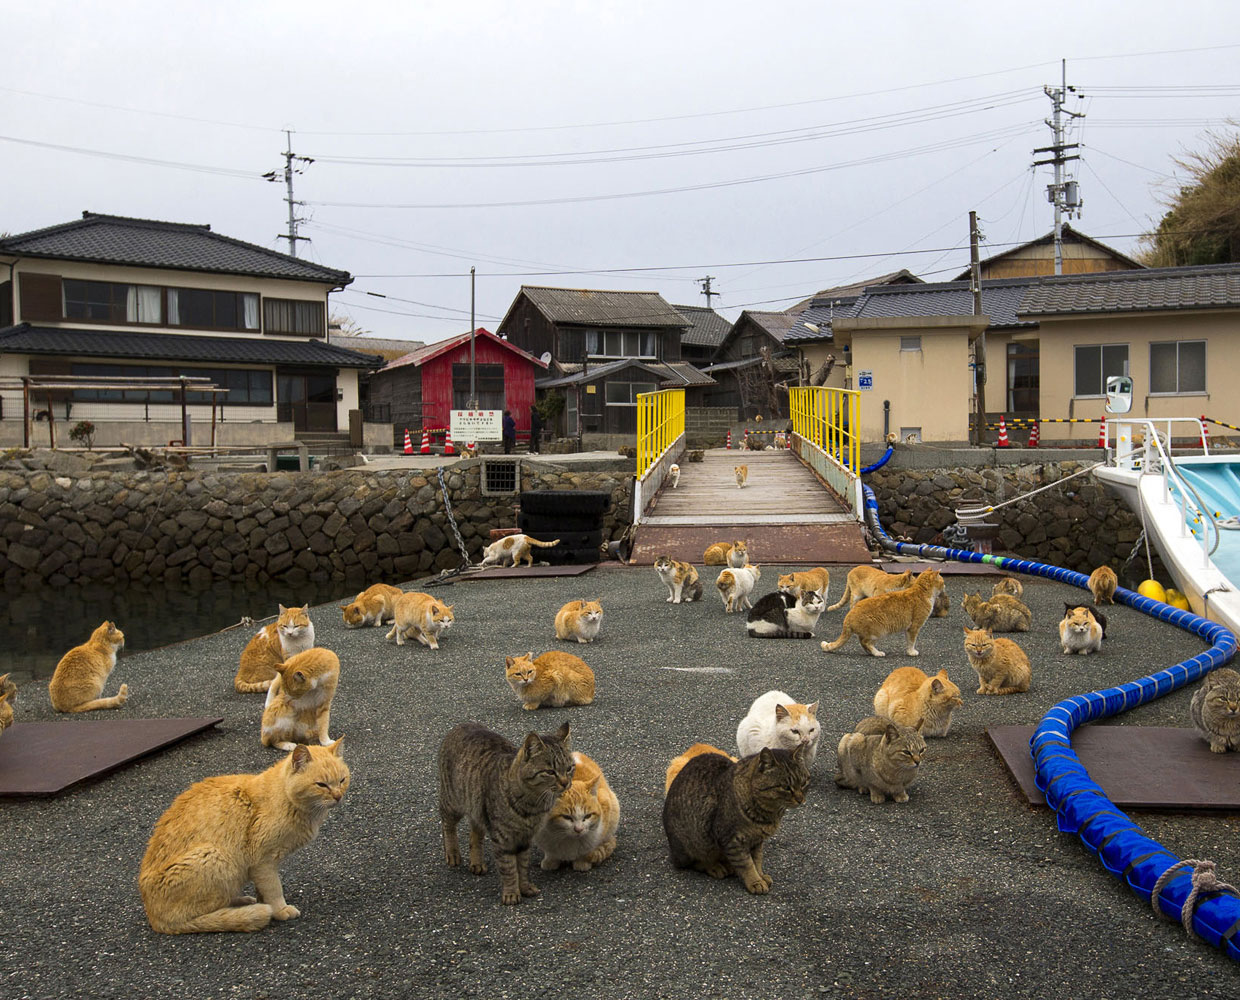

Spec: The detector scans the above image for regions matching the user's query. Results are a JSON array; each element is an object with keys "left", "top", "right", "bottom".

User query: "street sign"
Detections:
[
  {"left": 857, "top": 370, "right": 874, "bottom": 390},
  {"left": 451, "top": 409, "right": 503, "bottom": 441}
]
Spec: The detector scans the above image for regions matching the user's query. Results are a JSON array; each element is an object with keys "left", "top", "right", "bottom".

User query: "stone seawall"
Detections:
[{"left": 0, "top": 459, "right": 633, "bottom": 588}]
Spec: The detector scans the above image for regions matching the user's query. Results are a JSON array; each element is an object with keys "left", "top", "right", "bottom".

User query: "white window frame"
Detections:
[{"left": 1149, "top": 340, "right": 1207, "bottom": 395}]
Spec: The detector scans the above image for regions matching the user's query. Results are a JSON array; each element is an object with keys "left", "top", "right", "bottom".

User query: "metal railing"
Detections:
[
  {"left": 635, "top": 388, "right": 684, "bottom": 481},
  {"left": 789, "top": 386, "right": 860, "bottom": 474}
]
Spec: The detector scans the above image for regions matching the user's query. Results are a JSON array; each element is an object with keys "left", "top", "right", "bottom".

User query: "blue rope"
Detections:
[{"left": 861, "top": 484, "right": 1240, "bottom": 958}]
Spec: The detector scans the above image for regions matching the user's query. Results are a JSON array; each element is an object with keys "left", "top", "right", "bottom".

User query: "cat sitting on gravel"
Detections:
[
  {"left": 654, "top": 555, "right": 702, "bottom": 604},
  {"left": 873, "top": 667, "right": 962, "bottom": 737},
  {"left": 961, "top": 592, "right": 1032, "bottom": 632},
  {"left": 1058, "top": 607, "right": 1103, "bottom": 655},
  {"left": 49, "top": 621, "right": 128, "bottom": 713},
  {"left": 479, "top": 533, "right": 560, "bottom": 569},
  {"left": 236, "top": 605, "right": 314, "bottom": 694},
  {"left": 745, "top": 590, "right": 824, "bottom": 638},
  {"left": 260, "top": 649, "right": 341, "bottom": 751},
  {"left": 736, "top": 690, "right": 821, "bottom": 762},
  {"left": 555, "top": 600, "right": 603, "bottom": 644},
  {"left": 835, "top": 716, "right": 926, "bottom": 804}
]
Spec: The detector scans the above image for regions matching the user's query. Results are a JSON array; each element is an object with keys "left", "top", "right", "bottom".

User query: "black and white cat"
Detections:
[{"left": 746, "top": 590, "right": 826, "bottom": 638}]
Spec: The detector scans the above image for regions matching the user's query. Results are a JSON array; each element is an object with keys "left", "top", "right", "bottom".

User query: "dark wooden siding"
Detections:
[
  {"left": 498, "top": 296, "right": 556, "bottom": 360},
  {"left": 18, "top": 272, "right": 62, "bottom": 322}
]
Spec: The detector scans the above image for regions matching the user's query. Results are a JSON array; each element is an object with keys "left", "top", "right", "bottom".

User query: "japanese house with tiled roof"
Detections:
[{"left": 0, "top": 212, "right": 384, "bottom": 448}]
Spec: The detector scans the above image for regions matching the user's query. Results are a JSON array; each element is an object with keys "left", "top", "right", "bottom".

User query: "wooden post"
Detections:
[
  {"left": 45, "top": 389, "right": 56, "bottom": 448},
  {"left": 21, "top": 378, "right": 30, "bottom": 448}
]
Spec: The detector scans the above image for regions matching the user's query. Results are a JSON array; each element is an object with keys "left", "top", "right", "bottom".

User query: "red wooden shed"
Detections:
[{"left": 366, "top": 328, "right": 548, "bottom": 447}]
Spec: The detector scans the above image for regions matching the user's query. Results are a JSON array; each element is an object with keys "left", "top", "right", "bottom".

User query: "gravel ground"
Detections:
[{"left": 2, "top": 560, "right": 1238, "bottom": 999}]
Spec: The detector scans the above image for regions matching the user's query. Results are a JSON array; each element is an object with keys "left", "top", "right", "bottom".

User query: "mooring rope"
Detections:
[{"left": 1151, "top": 859, "right": 1240, "bottom": 941}]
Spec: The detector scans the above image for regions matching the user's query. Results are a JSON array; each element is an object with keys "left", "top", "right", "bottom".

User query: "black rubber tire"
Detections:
[
  {"left": 544, "top": 545, "right": 602, "bottom": 565},
  {"left": 519, "top": 490, "right": 611, "bottom": 516},
  {"left": 519, "top": 513, "right": 603, "bottom": 535}
]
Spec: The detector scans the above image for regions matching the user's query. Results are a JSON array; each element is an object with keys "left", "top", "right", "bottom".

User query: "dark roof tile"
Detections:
[
  {"left": 511, "top": 286, "right": 688, "bottom": 328},
  {"left": 673, "top": 304, "right": 733, "bottom": 348}
]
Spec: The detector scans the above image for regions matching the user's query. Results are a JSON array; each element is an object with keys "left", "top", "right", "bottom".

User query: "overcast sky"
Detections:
[{"left": 5, "top": 1, "right": 1240, "bottom": 345}]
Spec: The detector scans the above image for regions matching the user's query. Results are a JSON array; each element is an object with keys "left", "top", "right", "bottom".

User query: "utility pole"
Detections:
[
  {"left": 1032, "top": 60, "right": 1084, "bottom": 274},
  {"left": 970, "top": 211, "right": 988, "bottom": 446},
  {"left": 469, "top": 267, "right": 477, "bottom": 408},
  {"left": 698, "top": 275, "right": 719, "bottom": 307},
  {"left": 264, "top": 130, "right": 314, "bottom": 257}
]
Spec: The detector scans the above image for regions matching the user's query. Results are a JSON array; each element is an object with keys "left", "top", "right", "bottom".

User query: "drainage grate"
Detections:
[{"left": 481, "top": 458, "right": 520, "bottom": 496}]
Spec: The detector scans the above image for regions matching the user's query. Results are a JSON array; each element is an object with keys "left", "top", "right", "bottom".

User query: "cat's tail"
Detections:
[
  {"left": 747, "top": 627, "right": 812, "bottom": 639},
  {"left": 65, "top": 684, "right": 129, "bottom": 712},
  {"left": 528, "top": 538, "right": 561, "bottom": 548},
  {"left": 152, "top": 903, "right": 274, "bottom": 934},
  {"left": 234, "top": 677, "right": 274, "bottom": 694},
  {"left": 820, "top": 624, "right": 852, "bottom": 652},
  {"left": 826, "top": 585, "right": 852, "bottom": 612}
]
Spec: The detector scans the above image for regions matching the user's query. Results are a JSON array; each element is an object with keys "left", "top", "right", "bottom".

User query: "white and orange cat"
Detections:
[
  {"left": 139, "top": 740, "right": 349, "bottom": 934},
  {"left": 827, "top": 566, "right": 914, "bottom": 612},
  {"left": 386, "top": 592, "right": 454, "bottom": 649},
  {"left": 654, "top": 555, "right": 703, "bottom": 603},
  {"left": 479, "top": 533, "right": 560, "bottom": 569},
  {"left": 340, "top": 583, "right": 403, "bottom": 628},
  {"left": 235, "top": 605, "right": 315, "bottom": 694},
  {"left": 48, "top": 621, "right": 128, "bottom": 713},
  {"left": 664, "top": 743, "right": 737, "bottom": 794},
  {"left": 777, "top": 567, "right": 831, "bottom": 603},
  {"left": 821, "top": 569, "right": 944, "bottom": 657},
  {"left": 716, "top": 564, "right": 762, "bottom": 613},
  {"left": 734, "top": 464, "right": 749, "bottom": 488},
  {"left": 260, "top": 648, "right": 341, "bottom": 751},
  {"left": 703, "top": 539, "right": 750, "bottom": 567},
  {"left": 668, "top": 464, "right": 681, "bottom": 488},
  {"left": 533, "top": 751, "right": 620, "bottom": 872},
  {"left": 554, "top": 599, "right": 603, "bottom": 644},
  {"left": 505, "top": 651, "right": 596, "bottom": 709},
  {"left": 1059, "top": 606, "right": 1104, "bottom": 655},
  {"left": 873, "top": 667, "right": 963, "bottom": 737},
  {"left": 735, "top": 689, "right": 821, "bottom": 763}
]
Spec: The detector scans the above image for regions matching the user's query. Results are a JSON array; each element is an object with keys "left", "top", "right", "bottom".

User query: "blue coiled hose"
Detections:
[
  {"left": 860, "top": 484, "right": 1240, "bottom": 958},
  {"left": 860, "top": 446, "right": 894, "bottom": 475}
]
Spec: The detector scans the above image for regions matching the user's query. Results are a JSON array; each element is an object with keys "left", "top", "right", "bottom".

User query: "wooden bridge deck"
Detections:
[{"left": 630, "top": 449, "right": 871, "bottom": 565}]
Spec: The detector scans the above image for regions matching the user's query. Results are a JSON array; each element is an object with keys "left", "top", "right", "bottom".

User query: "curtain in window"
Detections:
[
  {"left": 126, "top": 285, "right": 162, "bottom": 323},
  {"left": 242, "top": 294, "right": 259, "bottom": 330},
  {"left": 167, "top": 289, "right": 180, "bottom": 325}
]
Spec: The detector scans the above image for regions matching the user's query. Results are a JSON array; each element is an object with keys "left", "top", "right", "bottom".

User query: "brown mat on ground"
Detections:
[
  {"left": 630, "top": 523, "right": 871, "bottom": 566},
  {"left": 458, "top": 564, "right": 596, "bottom": 580},
  {"left": 987, "top": 724, "right": 1240, "bottom": 810},
  {"left": 0, "top": 717, "right": 223, "bottom": 797},
  {"left": 882, "top": 561, "right": 1005, "bottom": 576}
]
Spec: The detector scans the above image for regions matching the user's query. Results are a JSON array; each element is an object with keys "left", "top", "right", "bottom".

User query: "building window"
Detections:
[
  {"left": 69, "top": 363, "right": 272, "bottom": 404},
  {"left": 263, "top": 298, "right": 324, "bottom": 335},
  {"left": 900, "top": 336, "right": 922, "bottom": 352},
  {"left": 605, "top": 380, "right": 659, "bottom": 405},
  {"left": 1074, "top": 344, "right": 1128, "bottom": 397},
  {"left": 452, "top": 363, "right": 505, "bottom": 410},
  {"left": 565, "top": 390, "right": 577, "bottom": 435},
  {"left": 1150, "top": 341, "right": 1206, "bottom": 394},
  {"left": 169, "top": 288, "right": 259, "bottom": 330},
  {"left": 63, "top": 280, "right": 164, "bottom": 324},
  {"left": 585, "top": 330, "right": 657, "bottom": 358}
]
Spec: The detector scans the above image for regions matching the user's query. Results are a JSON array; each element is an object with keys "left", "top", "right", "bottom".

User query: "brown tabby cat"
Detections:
[
  {"left": 827, "top": 566, "right": 914, "bottom": 612},
  {"left": 992, "top": 576, "right": 1024, "bottom": 598},
  {"left": 438, "top": 721, "right": 574, "bottom": 905},
  {"left": 654, "top": 555, "right": 703, "bottom": 603},
  {"left": 961, "top": 592, "right": 1032, "bottom": 632},
  {"left": 664, "top": 743, "right": 737, "bottom": 795},
  {"left": 820, "top": 569, "right": 944, "bottom": 657},
  {"left": 873, "top": 667, "right": 963, "bottom": 737},
  {"left": 962, "top": 626, "right": 1032, "bottom": 695},
  {"left": 260, "top": 649, "right": 341, "bottom": 751},
  {"left": 777, "top": 567, "right": 831, "bottom": 602},
  {"left": 139, "top": 740, "right": 349, "bottom": 934},
  {"left": 48, "top": 621, "right": 128, "bottom": 713},
  {"left": 504, "top": 651, "right": 595, "bottom": 710},
  {"left": 386, "top": 592, "right": 455, "bottom": 649},
  {"left": 1058, "top": 607, "right": 1103, "bottom": 655},
  {"left": 1190, "top": 668, "right": 1240, "bottom": 753},
  {"left": 340, "top": 583, "right": 403, "bottom": 628},
  {"left": 931, "top": 588, "right": 951, "bottom": 618},
  {"left": 663, "top": 744, "right": 810, "bottom": 894},
  {"left": 703, "top": 540, "right": 749, "bottom": 567},
  {"left": 478, "top": 533, "right": 560, "bottom": 569},
  {"left": 533, "top": 751, "right": 620, "bottom": 871},
  {"left": 0, "top": 673, "right": 15, "bottom": 735},
  {"left": 235, "top": 605, "right": 314, "bottom": 694},
  {"left": 835, "top": 716, "right": 927, "bottom": 804},
  {"left": 554, "top": 599, "right": 603, "bottom": 644},
  {"left": 1088, "top": 565, "right": 1119, "bottom": 605},
  {"left": 734, "top": 464, "right": 749, "bottom": 488}
]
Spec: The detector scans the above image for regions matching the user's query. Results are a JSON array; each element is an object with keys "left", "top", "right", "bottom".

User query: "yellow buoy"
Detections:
[
  {"left": 1165, "top": 588, "right": 1191, "bottom": 611},
  {"left": 1137, "top": 579, "right": 1168, "bottom": 603}
]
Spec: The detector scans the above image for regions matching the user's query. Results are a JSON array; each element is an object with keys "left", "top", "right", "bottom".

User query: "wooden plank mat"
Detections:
[
  {"left": 455, "top": 564, "right": 595, "bottom": 581},
  {"left": 630, "top": 522, "right": 872, "bottom": 566},
  {"left": 987, "top": 724, "right": 1240, "bottom": 810},
  {"left": 0, "top": 717, "right": 223, "bottom": 797}
]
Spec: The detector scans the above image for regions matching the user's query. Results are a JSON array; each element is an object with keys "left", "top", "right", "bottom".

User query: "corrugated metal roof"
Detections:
[
  {"left": 0, "top": 324, "right": 382, "bottom": 368},
  {"left": 1017, "top": 263, "right": 1240, "bottom": 316},
  {"left": 673, "top": 304, "right": 733, "bottom": 348},
  {"left": 0, "top": 213, "right": 352, "bottom": 285},
  {"left": 535, "top": 359, "right": 714, "bottom": 389},
  {"left": 379, "top": 328, "right": 547, "bottom": 372},
  {"left": 952, "top": 224, "right": 1144, "bottom": 280},
  {"left": 513, "top": 286, "right": 689, "bottom": 328}
]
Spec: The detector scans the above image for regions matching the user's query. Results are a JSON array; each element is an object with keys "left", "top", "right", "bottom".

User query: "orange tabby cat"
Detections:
[
  {"left": 261, "top": 649, "right": 341, "bottom": 751},
  {"left": 873, "top": 667, "right": 963, "bottom": 737},
  {"left": 235, "top": 605, "right": 315, "bottom": 694},
  {"left": 821, "top": 569, "right": 944, "bottom": 657},
  {"left": 703, "top": 540, "right": 749, "bottom": 567},
  {"left": 340, "top": 583, "right": 403, "bottom": 628},
  {"left": 778, "top": 567, "right": 831, "bottom": 602},
  {"left": 827, "top": 566, "right": 914, "bottom": 612},
  {"left": 505, "top": 651, "right": 596, "bottom": 709},
  {"left": 962, "top": 626, "right": 1031, "bottom": 695},
  {"left": 992, "top": 576, "right": 1024, "bottom": 598},
  {"left": 533, "top": 750, "right": 620, "bottom": 871},
  {"left": 734, "top": 464, "right": 749, "bottom": 488},
  {"left": 664, "top": 743, "right": 737, "bottom": 794},
  {"left": 555, "top": 599, "right": 603, "bottom": 644},
  {"left": 139, "top": 740, "right": 349, "bottom": 934},
  {"left": 0, "top": 673, "right": 15, "bottom": 735},
  {"left": 386, "top": 592, "right": 455, "bottom": 649},
  {"left": 48, "top": 621, "right": 128, "bottom": 713},
  {"left": 1088, "top": 565, "right": 1118, "bottom": 604}
]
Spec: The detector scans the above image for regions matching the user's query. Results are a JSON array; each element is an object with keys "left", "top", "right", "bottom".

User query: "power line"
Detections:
[{"left": 0, "top": 133, "right": 260, "bottom": 179}]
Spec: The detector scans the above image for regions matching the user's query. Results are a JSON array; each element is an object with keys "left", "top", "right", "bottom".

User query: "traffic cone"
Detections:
[
  {"left": 443, "top": 428, "right": 456, "bottom": 455},
  {"left": 725, "top": 429, "right": 732, "bottom": 449},
  {"left": 403, "top": 428, "right": 414, "bottom": 455},
  {"left": 1027, "top": 422, "right": 1040, "bottom": 448},
  {"left": 420, "top": 430, "right": 431, "bottom": 455},
  {"left": 1098, "top": 416, "right": 1107, "bottom": 448},
  {"left": 1200, "top": 415, "right": 1209, "bottom": 449},
  {"left": 996, "top": 416, "right": 1010, "bottom": 448}
]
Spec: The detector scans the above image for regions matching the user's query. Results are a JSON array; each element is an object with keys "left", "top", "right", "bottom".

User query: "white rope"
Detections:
[
  {"left": 1150, "top": 859, "right": 1239, "bottom": 941},
  {"left": 955, "top": 461, "right": 1103, "bottom": 520}
]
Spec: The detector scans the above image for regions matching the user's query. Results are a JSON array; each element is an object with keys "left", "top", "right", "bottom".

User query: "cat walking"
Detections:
[
  {"left": 820, "top": 569, "right": 943, "bottom": 657},
  {"left": 340, "top": 583, "right": 403, "bottom": 628},
  {"left": 236, "top": 605, "right": 314, "bottom": 694},
  {"left": 734, "top": 464, "right": 749, "bottom": 488},
  {"left": 478, "top": 533, "right": 560, "bottom": 569},
  {"left": 48, "top": 621, "right": 128, "bottom": 713},
  {"left": 717, "top": 565, "right": 762, "bottom": 614},
  {"left": 827, "top": 566, "right": 913, "bottom": 612},
  {"left": 139, "top": 740, "right": 349, "bottom": 933},
  {"left": 654, "top": 555, "right": 702, "bottom": 604},
  {"left": 386, "top": 592, "right": 455, "bottom": 649},
  {"left": 777, "top": 568, "right": 830, "bottom": 603},
  {"left": 1088, "top": 565, "right": 1119, "bottom": 605}
]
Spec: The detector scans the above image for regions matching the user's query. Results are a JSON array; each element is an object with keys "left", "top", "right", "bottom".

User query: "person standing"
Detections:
[
  {"left": 502, "top": 410, "right": 516, "bottom": 454},
  {"left": 528, "top": 405, "right": 543, "bottom": 454}
]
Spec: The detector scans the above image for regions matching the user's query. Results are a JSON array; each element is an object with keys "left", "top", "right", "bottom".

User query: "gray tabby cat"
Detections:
[
  {"left": 663, "top": 745, "right": 810, "bottom": 895},
  {"left": 438, "top": 720, "right": 574, "bottom": 904},
  {"left": 834, "top": 716, "right": 926, "bottom": 803},
  {"left": 1190, "top": 668, "right": 1240, "bottom": 753}
]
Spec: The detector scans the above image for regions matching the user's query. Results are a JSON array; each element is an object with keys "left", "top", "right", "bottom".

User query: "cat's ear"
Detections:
[
  {"left": 278, "top": 604, "right": 288, "bottom": 614},
  {"left": 930, "top": 678, "right": 944, "bottom": 694},
  {"left": 792, "top": 742, "right": 810, "bottom": 763},
  {"left": 505, "top": 656, "right": 517, "bottom": 668},
  {"left": 555, "top": 721, "right": 571, "bottom": 744},
  {"left": 962, "top": 625, "right": 970, "bottom": 634},
  {"left": 757, "top": 747, "right": 776, "bottom": 771},
  {"left": 774, "top": 704, "right": 790, "bottom": 721},
  {"left": 882, "top": 723, "right": 901, "bottom": 743},
  {"left": 806, "top": 701, "right": 819, "bottom": 716},
  {"left": 290, "top": 745, "right": 312, "bottom": 771},
  {"left": 588, "top": 776, "right": 601, "bottom": 795},
  {"left": 329, "top": 736, "right": 345, "bottom": 756},
  {"left": 519, "top": 732, "right": 545, "bottom": 759}
]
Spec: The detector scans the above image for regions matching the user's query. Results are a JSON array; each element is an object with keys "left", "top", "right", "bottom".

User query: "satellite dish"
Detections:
[{"left": 540, "top": 352, "right": 552, "bottom": 365}]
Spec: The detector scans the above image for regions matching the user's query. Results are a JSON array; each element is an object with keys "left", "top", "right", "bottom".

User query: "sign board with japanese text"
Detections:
[
  {"left": 857, "top": 370, "right": 874, "bottom": 391},
  {"left": 451, "top": 409, "right": 503, "bottom": 441}
]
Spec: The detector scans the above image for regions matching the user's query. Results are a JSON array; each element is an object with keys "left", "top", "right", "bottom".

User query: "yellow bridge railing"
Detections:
[
  {"left": 636, "top": 388, "right": 684, "bottom": 481},
  {"left": 789, "top": 386, "right": 861, "bottom": 475}
]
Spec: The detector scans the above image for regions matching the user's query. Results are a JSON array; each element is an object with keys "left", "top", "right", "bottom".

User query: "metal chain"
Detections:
[{"left": 437, "top": 466, "right": 472, "bottom": 568}]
